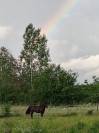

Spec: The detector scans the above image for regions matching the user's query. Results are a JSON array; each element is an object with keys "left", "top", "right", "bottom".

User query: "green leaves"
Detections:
[
  {"left": 0, "top": 24, "right": 78, "bottom": 105},
  {"left": 20, "top": 24, "right": 49, "bottom": 71}
]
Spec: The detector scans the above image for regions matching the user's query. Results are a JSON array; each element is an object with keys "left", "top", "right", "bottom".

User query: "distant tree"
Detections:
[
  {"left": 0, "top": 47, "right": 18, "bottom": 103},
  {"left": 36, "top": 64, "right": 78, "bottom": 105},
  {"left": 92, "top": 76, "right": 99, "bottom": 84},
  {"left": 20, "top": 23, "right": 49, "bottom": 70},
  {"left": 19, "top": 24, "right": 50, "bottom": 103},
  {"left": 84, "top": 80, "right": 89, "bottom": 85}
]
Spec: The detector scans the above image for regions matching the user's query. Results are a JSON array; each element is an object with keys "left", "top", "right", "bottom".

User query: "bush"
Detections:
[
  {"left": 86, "top": 110, "right": 94, "bottom": 115},
  {"left": 1, "top": 103, "right": 11, "bottom": 116}
]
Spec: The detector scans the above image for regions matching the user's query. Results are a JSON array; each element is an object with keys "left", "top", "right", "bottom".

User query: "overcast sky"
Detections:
[{"left": 0, "top": 0, "right": 99, "bottom": 83}]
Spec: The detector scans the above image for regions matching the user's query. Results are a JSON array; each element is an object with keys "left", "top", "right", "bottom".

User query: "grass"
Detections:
[{"left": 0, "top": 105, "right": 99, "bottom": 132}]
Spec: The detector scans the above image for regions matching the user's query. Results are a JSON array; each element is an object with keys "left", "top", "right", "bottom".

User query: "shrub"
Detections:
[
  {"left": 1, "top": 103, "right": 11, "bottom": 116},
  {"left": 86, "top": 110, "right": 94, "bottom": 115}
]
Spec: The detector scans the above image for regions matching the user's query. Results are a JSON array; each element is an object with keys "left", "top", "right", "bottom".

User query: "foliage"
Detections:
[
  {"left": 1, "top": 103, "right": 11, "bottom": 116},
  {"left": 0, "top": 47, "right": 18, "bottom": 104},
  {"left": 1, "top": 23, "right": 99, "bottom": 105}
]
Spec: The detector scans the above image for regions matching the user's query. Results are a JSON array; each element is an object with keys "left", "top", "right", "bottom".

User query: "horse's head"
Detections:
[
  {"left": 40, "top": 103, "right": 48, "bottom": 109},
  {"left": 45, "top": 103, "right": 48, "bottom": 108},
  {"left": 26, "top": 105, "right": 32, "bottom": 114}
]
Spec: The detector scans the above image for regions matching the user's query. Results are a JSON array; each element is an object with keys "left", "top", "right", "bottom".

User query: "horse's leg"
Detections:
[
  {"left": 41, "top": 112, "right": 44, "bottom": 117},
  {"left": 31, "top": 112, "right": 33, "bottom": 118}
]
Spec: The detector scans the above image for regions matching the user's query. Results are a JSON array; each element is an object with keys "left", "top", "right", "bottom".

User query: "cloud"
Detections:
[
  {"left": 48, "top": 40, "right": 80, "bottom": 64},
  {"left": 61, "top": 55, "right": 99, "bottom": 82},
  {"left": 62, "top": 55, "right": 99, "bottom": 71},
  {"left": 0, "top": 26, "right": 12, "bottom": 39},
  {"left": 0, "top": 0, "right": 99, "bottom": 82}
]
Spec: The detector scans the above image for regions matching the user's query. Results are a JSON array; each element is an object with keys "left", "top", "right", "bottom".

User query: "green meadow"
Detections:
[{"left": 0, "top": 105, "right": 99, "bottom": 133}]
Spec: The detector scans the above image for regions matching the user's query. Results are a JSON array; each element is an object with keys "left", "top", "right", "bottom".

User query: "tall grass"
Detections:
[
  {"left": 0, "top": 105, "right": 99, "bottom": 132},
  {"left": 1, "top": 120, "right": 99, "bottom": 133}
]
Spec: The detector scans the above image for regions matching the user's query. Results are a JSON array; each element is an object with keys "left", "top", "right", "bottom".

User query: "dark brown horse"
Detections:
[{"left": 26, "top": 104, "right": 48, "bottom": 118}]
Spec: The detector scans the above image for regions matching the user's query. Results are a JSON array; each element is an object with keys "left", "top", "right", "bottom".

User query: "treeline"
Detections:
[{"left": 0, "top": 24, "right": 99, "bottom": 105}]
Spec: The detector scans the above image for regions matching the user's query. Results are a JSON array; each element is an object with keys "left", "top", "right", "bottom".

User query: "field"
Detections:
[{"left": 0, "top": 105, "right": 99, "bottom": 133}]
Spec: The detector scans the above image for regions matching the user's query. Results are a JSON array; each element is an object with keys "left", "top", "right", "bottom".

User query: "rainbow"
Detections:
[{"left": 42, "top": 0, "right": 80, "bottom": 35}]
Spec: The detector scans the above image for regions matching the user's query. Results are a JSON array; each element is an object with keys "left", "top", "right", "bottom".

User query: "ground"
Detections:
[{"left": 0, "top": 105, "right": 99, "bottom": 132}]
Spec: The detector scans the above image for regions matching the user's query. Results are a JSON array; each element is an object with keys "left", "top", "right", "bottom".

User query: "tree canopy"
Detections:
[{"left": 0, "top": 24, "right": 99, "bottom": 105}]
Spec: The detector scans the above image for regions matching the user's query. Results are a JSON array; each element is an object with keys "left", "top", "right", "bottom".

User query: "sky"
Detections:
[{"left": 0, "top": 0, "right": 99, "bottom": 83}]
